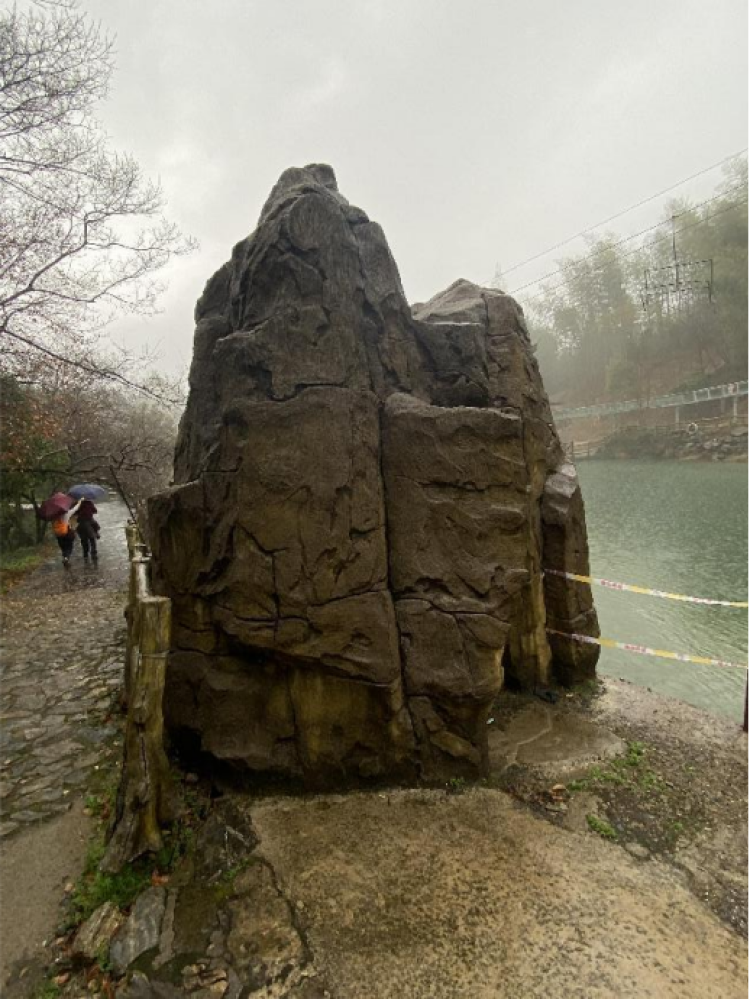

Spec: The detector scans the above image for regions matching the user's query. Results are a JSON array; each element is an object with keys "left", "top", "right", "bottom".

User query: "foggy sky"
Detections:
[{"left": 83, "top": 0, "right": 748, "bottom": 377}]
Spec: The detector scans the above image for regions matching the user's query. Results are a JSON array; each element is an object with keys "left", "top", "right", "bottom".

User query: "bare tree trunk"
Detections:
[
  {"left": 110, "top": 464, "right": 141, "bottom": 535},
  {"left": 23, "top": 493, "right": 47, "bottom": 545}
]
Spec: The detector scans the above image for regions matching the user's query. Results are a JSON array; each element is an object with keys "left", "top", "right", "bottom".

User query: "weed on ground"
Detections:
[{"left": 0, "top": 541, "right": 55, "bottom": 594}]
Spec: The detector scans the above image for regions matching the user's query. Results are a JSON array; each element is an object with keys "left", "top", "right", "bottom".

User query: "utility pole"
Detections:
[
  {"left": 638, "top": 216, "right": 715, "bottom": 423},
  {"left": 641, "top": 214, "right": 714, "bottom": 314}
]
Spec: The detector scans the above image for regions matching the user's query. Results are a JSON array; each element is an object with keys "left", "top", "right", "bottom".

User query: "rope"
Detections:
[
  {"left": 545, "top": 569, "right": 748, "bottom": 609},
  {"left": 547, "top": 629, "right": 747, "bottom": 670}
]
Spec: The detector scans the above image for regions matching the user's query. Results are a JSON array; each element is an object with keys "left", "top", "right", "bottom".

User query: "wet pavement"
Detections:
[{"left": 0, "top": 502, "right": 130, "bottom": 838}]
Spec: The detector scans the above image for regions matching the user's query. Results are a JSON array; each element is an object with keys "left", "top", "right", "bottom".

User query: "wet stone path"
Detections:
[{"left": 0, "top": 502, "right": 130, "bottom": 839}]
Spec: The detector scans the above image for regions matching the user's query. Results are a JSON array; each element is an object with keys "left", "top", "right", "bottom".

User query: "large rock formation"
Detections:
[{"left": 148, "top": 164, "right": 599, "bottom": 783}]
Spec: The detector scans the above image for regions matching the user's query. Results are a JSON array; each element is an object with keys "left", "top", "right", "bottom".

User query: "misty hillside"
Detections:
[{"left": 519, "top": 160, "right": 747, "bottom": 406}]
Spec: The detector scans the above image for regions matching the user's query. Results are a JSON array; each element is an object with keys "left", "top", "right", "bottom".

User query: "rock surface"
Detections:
[
  {"left": 72, "top": 902, "right": 124, "bottom": 963},
  {"left": 149, "top": 163, "right": 600, "bottom": 782},
  {"left": 110, "top": 888, "right": 166, "bottom": 975}
]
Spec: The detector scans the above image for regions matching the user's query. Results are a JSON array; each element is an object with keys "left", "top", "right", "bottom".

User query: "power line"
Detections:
[
  {"left": 501, "top": 148, "right": 748, "bottom": 279},
  {"left": 516, "top": 197, "right": 748, "bottom": 307},
  {"left": 510, "top": 185, "right": 747, "bottom": 299}
]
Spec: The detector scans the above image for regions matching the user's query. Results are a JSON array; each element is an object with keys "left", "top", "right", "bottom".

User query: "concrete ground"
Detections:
[
  {"left": 0, "top": 802, "right": 90, "bottom": 987},
  {"left": 251, "top": 785, "right": 745, "bottom": 999},
  {"left": 105, "top": 681, "right": 749, "bottom": 999},
  {"left": 219, "top": 680, "right": 747, "bottom": 998}
]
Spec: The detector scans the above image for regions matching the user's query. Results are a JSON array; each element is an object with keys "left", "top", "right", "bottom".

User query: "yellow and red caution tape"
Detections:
[
  {"left": 545, "top": 569, "right": 748, "bottom": 609},
  {"left": 547, "top": 628, "right": 747, "bottom": 670}
]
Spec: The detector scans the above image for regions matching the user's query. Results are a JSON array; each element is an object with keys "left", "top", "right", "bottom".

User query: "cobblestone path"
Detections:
[{"left": 0, "top": 502, "right": 130, "bottom": 839}]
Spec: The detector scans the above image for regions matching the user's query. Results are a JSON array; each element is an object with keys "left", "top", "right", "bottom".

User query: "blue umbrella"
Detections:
[{"left": 68, "top": 483, "right": 108, "bottom": 501}]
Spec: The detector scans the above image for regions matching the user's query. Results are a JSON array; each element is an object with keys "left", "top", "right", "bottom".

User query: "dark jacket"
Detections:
[
  {"left": 77, "top": 500, "right": 99, "bottom": 538},
  {"left": 78, "top": 500, "right": 98, "bottom": 520}
]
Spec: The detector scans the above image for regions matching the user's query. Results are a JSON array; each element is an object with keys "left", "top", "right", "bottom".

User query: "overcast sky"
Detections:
[{"left": 83, "top": 0, "right": 748, "bottom": 377}]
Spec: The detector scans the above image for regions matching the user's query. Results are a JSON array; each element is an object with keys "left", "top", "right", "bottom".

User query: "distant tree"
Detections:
[
  {"left": 523, "top": 157, "right": 747, "bottom": 404},
  {"left": 0, "top": 0, "right": 195, "bottom": 395},
  {"left": 0, "top": 366, "right": 181, "bottom": 548},
  {"left": 0, "top": 373, "right": 66, "bottom": 544},
  {"left": 529, "top": 236, "right": 638, "bottom": 400},
  {"left": 68, "top": 384, "right": 180, "bottom": 513}
]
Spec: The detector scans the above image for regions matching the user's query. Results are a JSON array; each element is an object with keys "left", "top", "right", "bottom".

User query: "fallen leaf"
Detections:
[{"left": 53, "top": 973, "right": 71, "bottom": 985}]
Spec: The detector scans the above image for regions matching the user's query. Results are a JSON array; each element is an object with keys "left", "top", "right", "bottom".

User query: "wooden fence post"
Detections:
[
  {"left": 101, "top": 596, "right": 176, "bottom": 873},
  {"left": 122, "top": 555, "right": 150, "bottom": 710},
  {"left": 102, "top": 527, "right": 177, "bottom": 873},
  {"left": 125, "top": 522, "right": 139, "bottom": 558}
]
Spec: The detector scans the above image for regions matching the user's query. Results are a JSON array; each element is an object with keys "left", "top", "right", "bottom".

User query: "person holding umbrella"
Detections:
[
  {"left": 76, "top": 499, "right": 101, "bottom": 561},
  {"left": 50, "top": 498, "right": 82, "bottom": 567},
  {"left": 67, "top": 484, "right": 106, "bottom": 563}
]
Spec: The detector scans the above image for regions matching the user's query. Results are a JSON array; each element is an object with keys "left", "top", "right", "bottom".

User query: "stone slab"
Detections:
[
  {"left": 110, "top": 887, "right": 167, "bottom": 975},
  {"left": 248, "top": 789, "right": 746, "bottom": 999}
]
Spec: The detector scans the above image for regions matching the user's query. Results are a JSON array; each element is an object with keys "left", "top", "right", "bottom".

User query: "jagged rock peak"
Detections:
[
  {"left": 149, "top": 164, "right": 600, "bottom": 786},
  {"left": 259, "top": 162, "right": 353, "bottom": 224}
]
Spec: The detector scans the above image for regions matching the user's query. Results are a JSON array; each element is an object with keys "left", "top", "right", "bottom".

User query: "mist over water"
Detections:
[{"left": 576, "top": 460, "right": 748, "bottom": 722}]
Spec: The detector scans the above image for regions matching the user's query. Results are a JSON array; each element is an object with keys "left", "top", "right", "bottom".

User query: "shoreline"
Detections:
[{"left": 570, "top": 424, "right": 748, "bottom": 463}]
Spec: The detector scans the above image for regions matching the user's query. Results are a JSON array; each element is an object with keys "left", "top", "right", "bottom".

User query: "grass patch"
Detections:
[
  {"left": 625, "top": 741, "right": 646, "bottom": 766},
  {"left": 0, "top": 541, "right": 54, "bottom": 593},
  {"left": 68, "top": 824, "right": 197, "bottom": 928},
  {"left": 32, "top": 981, "right": 61, "bottom": 999},
  {"left": 68, "top": 836, "right": 152, "bottom": 926},
  {"left": 96, "top": 941, "right": 114, "bottom": 975},
  {"left": 84, "top": 787, "right": 116, "bottom": 822},
  {"left": 213, "top": 858, "right": 256, "bottom": 902},
  {"left": 586, "top": 814, "right": 618, "bottom": 839},
  {"left": 567, "top": 741, "right": 660, "bottom": 793},
  {"left": 638, "top": 769, "right": 662, "bottom": 790},
  {"left": 571, "top": 678, "right": 602, "bottom": 700},
  {"left": 153, "top": 818, "right": 196, "bottom": 873},
  {"left": 67, "top": 775, "right": 205, "bottom": 930}
]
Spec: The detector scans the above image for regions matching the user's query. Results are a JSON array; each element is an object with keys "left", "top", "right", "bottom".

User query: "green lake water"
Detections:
[{"left": 576, "top": 460, "right": 748, "bottom": 722}]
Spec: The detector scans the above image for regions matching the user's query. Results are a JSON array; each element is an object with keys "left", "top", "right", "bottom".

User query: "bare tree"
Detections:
[
  {"left": 0, "top": 0, "right": 195, "bottom": 394},
  {"left": 1, "top": 361, "right": 182, "bottom": 550},
  {"left": 70, "top": 385, "right": 181, "bottom": 509}
]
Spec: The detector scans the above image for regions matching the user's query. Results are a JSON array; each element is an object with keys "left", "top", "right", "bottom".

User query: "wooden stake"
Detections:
[{"left": 101, "top": 596, "right": 176, "bottom": 873}]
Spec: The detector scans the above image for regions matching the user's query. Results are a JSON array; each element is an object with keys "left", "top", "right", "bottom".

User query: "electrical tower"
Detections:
[
  {"left": 635, "top": 214, "right": 716, "bottom": 414},
  {"left": 640, "top": 215, "right": 714, "bottom": 314}
]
